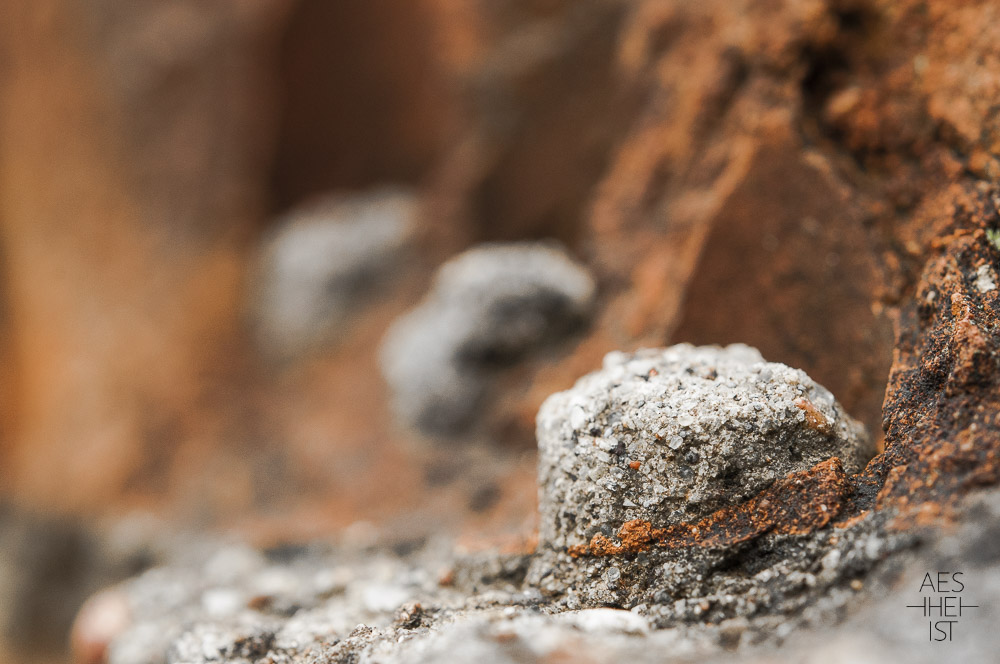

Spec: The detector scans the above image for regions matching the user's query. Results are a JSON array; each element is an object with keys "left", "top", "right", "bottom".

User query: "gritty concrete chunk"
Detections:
[
  {"left": 380, "top": 242, "right": 595, "bottom": 436},
  {"left": 526, "top": 344, "right": 879, "bottom": 609},
  {"left": 535, "top": 344, "right": 872, "bottom": 551},
  {"left": 253, "top": 187, "right": 416, "bottom": 356}
]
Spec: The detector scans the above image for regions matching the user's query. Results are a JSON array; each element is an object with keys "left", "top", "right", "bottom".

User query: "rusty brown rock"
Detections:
[{"left": 859, "top": 188, "right": 1000, "bottom": 516}]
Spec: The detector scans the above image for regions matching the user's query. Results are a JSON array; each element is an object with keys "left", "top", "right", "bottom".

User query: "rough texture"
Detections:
[
  {"left": 98, "top": 499, "right": 922, "bottom": 664},
  {"left": 380, "top": 242, "right": 595, "bottom": 436},
  {"left": 252, "top": 187, "right": 416, "bottom": 357},
  {"left": 7, "top": 0, "right": 1000, "bottom": 660},
  {"left": 856, "top": 188, "right": 1000, "bottom": 516},
  {"left": 565, "top": 457, "right": 850, "bottom": 558},
  {"left": 535, "top": 344, "right": 870, "bottom": 552},
  {"left": 729, "top": 490, "right": 1000, "bottom": 664}
]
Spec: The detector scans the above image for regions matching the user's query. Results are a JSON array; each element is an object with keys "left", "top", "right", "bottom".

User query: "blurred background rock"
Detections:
[{"left": 1, "top": 0, "right": 997, "bottom": 660}]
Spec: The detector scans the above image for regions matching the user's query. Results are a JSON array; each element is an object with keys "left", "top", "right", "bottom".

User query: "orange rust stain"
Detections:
[
  {"left": 835, "top": 511, "right": 871, "bottom": 529},
  {"left": 618, "top": 519, "right": 656, "bottom": 551},
  {"left": 794, "top": 398, "right": 830, "bottom": 432},
  {"left": 588, "top": 533, "right": 618, "bottom": 556},
  {"left": 886, "top": 501, "right": 961, "bottom": 532},
  {"left": 567, "top": 457, "right": 849, "bottom": 556},
  {"left": 437, "top": 568, "right": 455, "bottom": 587}
]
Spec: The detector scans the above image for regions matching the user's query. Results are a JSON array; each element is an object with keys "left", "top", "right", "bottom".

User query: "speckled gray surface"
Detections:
[
  {"left": 534, "top": 344, "right": 872, "bottom": 551},
  {"left": 522, "top": 345, "right": 883, "bottom": 610},
  {"left": 252, "top": 187, "right": 416, "bottom": 356},
  {"left": 380, "top": 242, "right": 595, "bottom": 436},
  {"left": 98, "top": 343, "right": 976, "bottom": 663},
  {"left": 101, "top": 495, "right": 1000, "bottom": 664}
]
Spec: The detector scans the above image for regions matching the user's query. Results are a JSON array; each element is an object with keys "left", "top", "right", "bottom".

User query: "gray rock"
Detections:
[
  {"left": 380, "top": 242, "right": 595, "bottom": 436},
  {"left": 725, "top": 490, "right": 1000, "bottom": 664},
  {"left": 535, "top": 344, "right": 872, "bottom": 551},
  {"left": 106, "top": 344, "right": 1000, "bottom": 663},
  {"left": 253, "top": 187, "right": 416, "bottom": 357},
  {"left": 98, "top": 506, "right": 925, "bottom": 664},
  {"left": 527, "top": 344, "right": 878, "bottom": 609}
]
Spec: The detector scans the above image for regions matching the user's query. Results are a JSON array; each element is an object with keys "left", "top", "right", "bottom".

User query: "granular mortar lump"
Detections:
[
  {"left": 527, "top": 344, "right": 879, "bottom": 608},
  {"left": 535, "top": 344, "right": 872, "bottom": 550}
]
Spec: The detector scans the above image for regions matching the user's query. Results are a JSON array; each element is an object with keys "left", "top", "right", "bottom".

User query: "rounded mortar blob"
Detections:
[
  {"left": 536, "top": 343, "right": 872, "bottom": 551},
  {"left": 254, "top": 186, "right": 416, "bottom": 356},
  {"left": 380, "top": 242, "right": 595, "bottom": 436}
]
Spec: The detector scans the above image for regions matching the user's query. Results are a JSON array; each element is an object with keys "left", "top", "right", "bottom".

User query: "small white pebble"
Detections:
[
  {"left": 975, "top": 264, "right": 997, "bottom": 293},
  {"left": 201, "top": 588, "right": 244, "bottom": 618},
  {"left": 821, "top": 549, "right": 842, "bottom": 571},
  {"left": 560, "top": 608, "right": 648, "bottom": 634}
]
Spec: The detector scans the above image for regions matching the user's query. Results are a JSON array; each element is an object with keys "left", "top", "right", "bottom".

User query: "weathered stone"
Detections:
[
  {"left": 95, "top": 502, "right": 921, "bottom": 664},
  {"left": 858, "top": 190, "right": 1000, "bottom": 515},
  {"left": 535, "top": 344, "right": 871, "bottom": 552},
  {"left": 380, "top": 242, "right": 595, "bottom": 436},
  {"left": 253, "top": 187, "right": 416, "bottom": 356}
]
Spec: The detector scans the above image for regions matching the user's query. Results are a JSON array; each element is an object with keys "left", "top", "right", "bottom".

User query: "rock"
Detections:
[
  {"left": 94, "top": 338, "right": 976, "bottom": 662},
  {"left": 91, "top": 503, "right": 923, "bottom": 664},
  {"left": 70, "top": 589, "right": 131, "bottom": 664},
  {"left": 860, "top": 193, "right": 1000, "bottom": 515},
  {"left": 535, "top": 344, "right": 872, "bottom": 552},
  {"left": 557, "top": 608, "right": 649, "bottom": 634},
  {"left": 380, "top": 242, "right": 595, "bottom": 436},
  {"left": 253, "top": 187, "right": 416, "bottom": 356},
  {"left": 526, "top": 344, "right": 882, "bottom": 609}
]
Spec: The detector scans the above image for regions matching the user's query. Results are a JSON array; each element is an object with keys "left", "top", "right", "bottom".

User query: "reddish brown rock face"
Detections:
[
  {"left": 669, "top": 134, "right": 894, "bottom": 435},
  {"left": 0, "top": 0, "right": 292, "bottom": 516},
  {"left": 864, "top": 191, "right": 1000, "bottom": 515},
  {"left": 271, "top": 0, "right": 458, "bottom": 206}
]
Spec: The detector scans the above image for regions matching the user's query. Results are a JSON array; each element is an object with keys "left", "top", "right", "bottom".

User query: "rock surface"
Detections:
[
  {"left": 381, "top": 242, "right": 595, "bottom": 436},
  {"left": 535, "top": 344, "right": 871, "bottom": 552},
  {"left": 102, "top": 491, "right": 1000, "bottom": 663},
  {"left": 253, "top": 187, "right": 416, "bottom": 356},
  {"left": 99, "top": 347, "right": 915, "bottom": 663},
  {"left": 525, "top": 344, "right": 876, "bottom": 608},
  {"left": 6, "top": 1, "right": 1000, "bottom": 661}
]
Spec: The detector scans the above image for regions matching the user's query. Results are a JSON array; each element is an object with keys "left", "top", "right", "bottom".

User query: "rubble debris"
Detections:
[
  {"left": 534, "top": 344, "right": 871, "bottom": 551},
  {"left": 253, "top": 187, "right": 416, "bottom": 356},
  {"left": 380, "top": 242, "right": 595, "bottom": 436}
]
